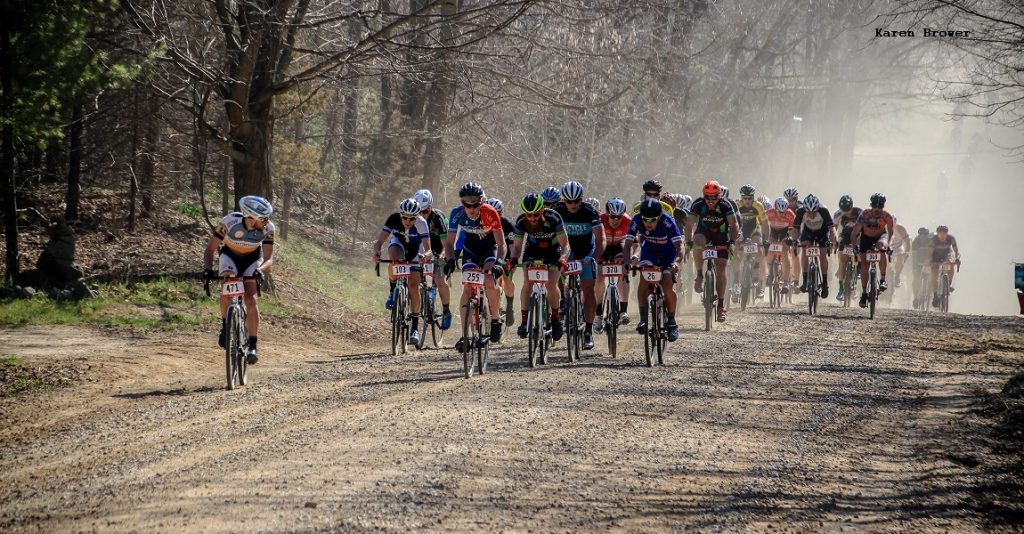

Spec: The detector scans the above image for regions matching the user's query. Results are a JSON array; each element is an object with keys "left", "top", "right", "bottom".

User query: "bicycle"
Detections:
[
  {"left": 376, "top": 260, "right": 416, "bottom": 356},
  {"left": 739, "top": 241, "right": 760, "bottom": 311},
  {"left": 563, "top": 260, "right": 585, "bottom": 363},
  {"left": 205, "top": 272, "right": 260, "bottom": 390},
  {"left": 459, "top": 263, "right": 491, "bottom": 378},
  {"left": 525, "top": 261, "right": 553, "bottom": 368},
  {"left": 766, "top": 242, "right": 785, "bottom": 309},
  {"left": 415, "top": 261, "right": 446, "bottom": 349},
  {"left": 936, "top": 259, "right": 960, "bottom": 313},
  {"left": 802, "top": 244, "right": 826, "bottom": 316},
  {"left": 701, "top": 245, "right": 730, "bottom": 331},
  {"left": 912, "top": 262, "right": 930, "bottom": 311},
  {"left": 839, "top": 245, "right": 858, "bottom": 308},
  {"left": 863, "top": 248, "right": 887, "bottom": 319},
  {"left": 680, "top": 259, "right": 694, "bottom": 306},
  {"left": 633, "top": 263, "right": 669, "bottom": 367},
  {"left": 599, "top": 261, "right": 625, "bottom": 358}
]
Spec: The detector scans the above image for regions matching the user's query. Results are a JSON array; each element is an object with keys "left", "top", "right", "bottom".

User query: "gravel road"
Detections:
[{"left": 1, "top": 301, "right": 1021, "bottom": 532}]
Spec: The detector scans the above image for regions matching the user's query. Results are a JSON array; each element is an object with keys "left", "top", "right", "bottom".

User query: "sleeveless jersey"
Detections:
[{"left": 214, "top": 212, "right": 275, "bottom": 256}]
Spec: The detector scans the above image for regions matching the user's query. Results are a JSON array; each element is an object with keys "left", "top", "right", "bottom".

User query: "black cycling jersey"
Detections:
[{"left": 552, "top": 202, "right": 601, "bottom": 258}]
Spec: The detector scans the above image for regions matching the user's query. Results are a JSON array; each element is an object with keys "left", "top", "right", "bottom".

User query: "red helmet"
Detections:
[
  {"left": 703, "top": 180, "right": 722, "bottom": 197},
  {"left": 661, "top": 193, "right": 678, "bottom": 209}
]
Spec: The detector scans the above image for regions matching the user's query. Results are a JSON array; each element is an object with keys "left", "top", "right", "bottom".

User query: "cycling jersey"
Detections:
[
  {"left": 891, "top": 224, "right": 910, "bottom": 253},
  {"left": 911, "top": 234, "right": 932, "bottom": 265},
  {"left": 382, "top": 212, "right": 430, "bottom": 257},
  {"left": 513, "top": 209, "right": 566, "bottom": 265},
  {"left": 448, "top": 203, "right": 503, "bottom": 252},
  {"left": 631, "top": 200, "right": 674, "bottom": 217},
  {"left": 625, "top": 213, "right": 682, "bottom": 269},
  {"left": 215, "top": 212, "right": 275, "bottom": 256},
  {"left": 553, "top": 202, "right": 601, "bottom": 259},
  {"left": 931, "top": 234, "right": 958, "bottom": 263},
  {"left": 422, "top": 208, "right": 448, "bottom": 255},
  {"left": 856, "top": 208, "right": 894, "bottom": 238},
  {"left": 794, "top": 206, "right": 833, "bottom": 233},
  {"left": 500, "top": 215, "right": 516, "bottom": 249},
  {"left": 736, "top": 201, "right": 767, "bottom": 238},
  {"left": 765, "top": 208, "right": 796, "bottom": 242},
  {"left": 600, "top": 212, "right": 631, "bottom": 262},
  {"left": 832, "top": 207, "right": 863, "bottom": 246},
  {"left": 688, "top": 198, "right": 736, "bottom": 239}
]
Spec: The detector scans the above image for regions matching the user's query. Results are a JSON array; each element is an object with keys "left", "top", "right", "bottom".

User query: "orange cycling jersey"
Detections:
[
  {"left": 766, "top": 208, "right": 795, "bottom": 231},
  {"left": 857, "top": 208, "right": 894, "bottom": 238},
  {"left": 600, "top": 212, "right": 632, "bottom": 246}
]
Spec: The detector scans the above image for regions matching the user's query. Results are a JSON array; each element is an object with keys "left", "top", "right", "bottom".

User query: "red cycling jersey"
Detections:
[
  {"left": 766, "top": 208, "right": 795, "bottom": 231},
  {"left": 600, "top": 212, "right": 632, "bottom": 246}
]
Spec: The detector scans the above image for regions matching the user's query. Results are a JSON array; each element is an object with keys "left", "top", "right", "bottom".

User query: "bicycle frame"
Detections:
[
  {"left": 460, "top": 266, "right": 489, "bottom": 378},
  {"left": 598, "top": 261, "right": 625, "bottom": 358},
  {"left": 701, "top": 245, "right": 729, "bottom": 331},
  {"left": 803, "top": 245, "right": 824, "bottom": 315},
  {"left": 634, "top": 265, "right": 668, "bottom": 366},
  {"left": 525, "top": 262, "right": 553, "bottom": 368}
]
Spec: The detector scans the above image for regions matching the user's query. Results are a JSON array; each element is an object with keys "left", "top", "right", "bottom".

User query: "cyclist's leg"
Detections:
[
  {"left": 581, "top": 261, "right": 597, "bottom": 324},
  {"left": 239, "top": 257, "right": 264, "bottom": 355},
  {"left": 433, "top": 268, "right": 450, "bottom": 306},
  {"left": 662, "top": 270, "right": 677, "bottom": 318},
  {"left": 692, "top": 233, "right": 708, "bottom": 287},
  {"left": 877, "top": 234, "right": 890, "bottom": 279},
  {"left": 714, "top": 257, "right": 728, "bottom": 307}
]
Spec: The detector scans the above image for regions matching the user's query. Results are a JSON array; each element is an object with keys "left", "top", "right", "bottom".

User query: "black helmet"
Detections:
[
  {"left": 839, "top": 195, "right": 853, "bottom": 210},
  {"left": 459, "top": 182, "right": 484, "bottom": 199},
  {"left": 739, "top": 184, "right": 756, "bottom": 196},
  {"left": 639, "top": 198, "right": 663, "bottom": 219},
  {"left": 936, "top": 225, "right": 949, "bottom": 233},
  {"left": 520, "top": 193, "right": 544, "bottom": 214},
  {"left": 917, "top": 227, "right": 929, "bottom": 236},
  {"left": 642, "top": 179, "right": 663, "bottom": 193},
  {"left": 869, "top": 193, "right": 886, "bottom": 209}
]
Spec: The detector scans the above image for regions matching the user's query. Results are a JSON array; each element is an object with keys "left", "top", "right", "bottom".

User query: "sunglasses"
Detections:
[
  {"left": 608, "top": 214, "right": 622, "bottom": 219},
  {"left": 704, "top": 196, "right": 719, "bottom": 201},
  {"left": 642, "top": 216, "right": 659, "bottom": 223},
  {"left": 462, "top": 202, "right": 481, "bottom": 209},
  {"left": 564, "top": 199, "right": 581, "bottom": 205},
  {"left": 741, "top": 195, "right": 754, "bottom": 200},
  {"left": 401, "top": 215, "right": 417, "bottom": 221},
  {"left": 525, "top": 211, "right": 543, "bottom": 218},
  {"left": 420, "top": 208, "right": 432, "bottom": 214}
]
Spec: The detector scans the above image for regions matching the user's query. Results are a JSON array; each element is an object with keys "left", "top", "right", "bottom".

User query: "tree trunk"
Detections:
[
  {"left": 221, "top": 153, "right": 230, "bottom": 215},
  {"left": 139, "top": 91, "right": 160, "bottom": 218},
  {"left": 1, "top": 19, "right": 16, "bottom": 280},
  {"left": 127, "top": 89, "right": 140, "bottom": 232},
  {"left": 281, "top": 178, "right": 293, "bottom": 240},
  {"left": 64, "top": 103, "right": 83, "bottom": 222}
]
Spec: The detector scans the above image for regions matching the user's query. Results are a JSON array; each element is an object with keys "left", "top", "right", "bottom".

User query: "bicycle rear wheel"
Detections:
[
  {"left": 643, "top": 296, "right": 654, "bottom": 367},
  {"left": 478, "top": 300, "right": 489, "bottom": 374},
  {"left": 807, "top": 262, "right": 818, "bottom": 316},
  {"left": 237, "top": 307, "right": 248, "bottom": 386},
  {"left": 869, "top": 270, "right": 878, "bottom": 319},
  {"left": 704, "top": 266, "right": 715, "bottom": 331},
  {"left": 654, "top": 293, "right": 666, "bottom": 366},
  {"left": 225, "top": 306, "right": 240, "bottom": 390},
  {"left": 606, "top": 285, "right": 619, "bottom": 358},
  {"left": 462, "top": 300, "right": 475, "bottom": 378},
  {"left": 416, "top": 285, "right": 429, "bottom": 350}
]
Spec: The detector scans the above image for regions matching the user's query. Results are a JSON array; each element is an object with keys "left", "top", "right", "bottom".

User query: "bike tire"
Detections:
[
  {"left": 390, "top": 289, "right": 401, "bottom": 356},
  {"left": 704, "top": 266, "right": 715, "bottom": 331},
  {"left": 527, "top": 293, "right": 539, "bottom": 368},
  {"left": 416, "top": 285, "right": 428, "bottom": 350},
  {"left": 941, "top": 273, "right": 950, "bottom": 313},
  {"left": 225, "top": 305, "right": 239, "bottom": 390},
  {"left": 428, "top": 289, "right": 444, "bottom": 348},
  {"left": 237, "top": 307, "right": 248, "bottom": 386},
  {"left": 566, "top": 286, "right": 578, "bottom": 363},
  {"left": 606, "top": 285, "right": 619, "bottom": 358},
  {"left": 741, "top": 258, "right": 752, "bottom": 312},
  {"left": 540, "top": 298, "right": 549, "bottom": 365},
  {"left": 643, "top": 298, "right": 654, "bottom": 367},
  {"left": 843, "top": 263, "right": 853, "bottom": 308},
  {"left": 807, "top": 262, "right": 818, "bottom": 316},
  {"left": 478, "top": 300, "right": 489, "bottom": 374},
  {"left": 398, "top": 287, "right": 409, "bottom": 355},
  {"left": 869, "top": 270, "right": 877, "bottom": 320},
  {"left": 462, "top": 300, "right": 475, "bottom": 378},
  {"left": 654, "top": 293, "right": 665, "bottom": 366}
]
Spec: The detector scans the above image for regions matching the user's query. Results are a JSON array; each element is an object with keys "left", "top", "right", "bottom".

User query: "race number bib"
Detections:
[
  {"left": 843, "top": 246, "right": 855, "bottom": 256},
  {"left": 744, "top": 244, "right": 759, "bottom": 254},
  {"left": 806, "top": 247, "right": 820, "bottom": 256},
  {"left": 940, "top": 263, "right": 954, "bottom": 272},
  {"left": 641, "top": 268, "right": 662, "bottom": 282},
  {"left": 565, "top": 261, "right": 584, "bottom": 275},
  {"left": 391, "top": 263, "right": 411, "bottom": 278},
  {"left": 865, "top": 251, "right": 882, "bottom": 262},
  {"left": 422, "top": 263, "right": 434, "bottom": 275},
  {"left": 768, "top": 244, "right": 783, "bottom": 253},
  {"left": 462, "top": 269, "right": 485, "bottom": 287},
  {"left": 601, "top": 264, "right": 623, "bottom": 276},
  {"left": 702, "top": 249, "right": 719, "bottom": 260},
  {"left": 527, "top": 267, "right": 549, "bottom": 283},
  {"left": 221, "top": 278, "right": 245, "bottom": 297}
]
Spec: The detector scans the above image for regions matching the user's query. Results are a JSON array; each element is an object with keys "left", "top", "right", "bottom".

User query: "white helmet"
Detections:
[
  {"left": 561, "top": 181, "right": 584, "bottom": 201},
  {"left": 584, "top": 197, "right": 600, "bottom": 211},
  {"left": 758, "top": 195, "right": 771, "bottom": 211},
  {"left": 239, "top": 196, "right": 273, "bottom": 220},
  {"left": 485, "top": 198, "right": 503, "bottom": 212},
  {"left": 413, "top": 189, "right": 433, "bottom": 211},
  {"left": 399, "top": 198, "right": 420, "bottom": 217},
  {"left": 678, "top": 194, "right": 693, "bottom": 211},
  {"left": 605, "top": 197, "right": 627, "bottom": 216},
  {"left": 784, "top": 187, "right": 799, "bottom": 200},
  {"left": 803, "top": 194, "right": 820, "bottom": 212},
  {"left": 774, "top": 197, "right": 789, "bottom": 212}
]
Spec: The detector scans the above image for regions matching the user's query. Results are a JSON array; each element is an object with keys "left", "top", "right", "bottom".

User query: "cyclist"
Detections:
[
  {"left": 851, "top": 193, "right": 896, "bottom": 308},
  {"left": 736, "top": 184, "right": 770, "bottom": 299},
  {"left": 662, "top": 193, "right": 688, "bottom": 231},
  {"left": 766, "top": 197, "right": 797, "bottom": 293},
  {"left": 624, "top": 199, "right": 684, "bottom": 341},
  {"left": 595, "top": 197, "right": 632, "bottom": 331},
  {"left": 553, "top": 181, "right": 605, "bottom": 350},
  {"left": 676, "top": 194, "right": 693, "bottom": 215},
  {"left": 414, "top": 189, "right": 452, "bottom": 330},
  {"left": 784, "top": 187, "right": 803, "bottom": 212},
  {"left": 793, "top": 194, "right": 836, "bottom": 298},
  {"left": 832, "top": 194, "right": 862, "bottom": 302},
  {"left": 487, "top": 197, "right": 517, "bottom": 326},
  {"left": 929, "top": 225, "right": 961, "bottom": 308},
  {"left": 584, "top": 197, "right": 601, "bottom": 212},
  {"left": 911, "top": 227, "right": 933, "bottom": 308},
  {"left": 685, "top": 180, "right": 740, "bottom": 322},
  {"left": 204, "top": 195, "right": 275, "bottom": 365},
  {"left": 373, "top": 198, "right": 432, "bottom": 346},
  {"left": 890, "top": 218, "right": 911, "bottom": 289},
  {"left": 757, "top": 194, "right": 771, "bottom": 213},
  {"left": 631, "top": 178, "right": 674, "bottom": 215},
  {"left": 510, "top": 192, "right": 570, "bottom": 341},
  {"left": 444, "top": 182, "right": 506, "bottom": 348},
  {"left": 541, "top": 186, "right": 561, "bottom": 210}
]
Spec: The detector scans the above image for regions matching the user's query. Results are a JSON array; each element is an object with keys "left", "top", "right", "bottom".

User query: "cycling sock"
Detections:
[
  {"left": 442, "top": 304, "right": 451, "bottom": 313},
  {"left": 595, "top": 304, "right": 604, "bottom": 316},
  {"left": 521, "top": 310, "right": 528, "bottom": 323},
  {"left": 248, "top": 336, "right": 257, "bottom": 350},
  {"left": 506, "top": 296, "right": 513, "bottom": 307},
  {"left": 551, "top": 309, "right": 561, "bottom": 321},
  {"left": 585, "top": 322, "right": 593, "bottom": 334},
  {"left": 620, "top": 301, "right": 628, "bottom": 313},
  {"left": 411, "top": 316, "right": 419, "bottom": 331}
]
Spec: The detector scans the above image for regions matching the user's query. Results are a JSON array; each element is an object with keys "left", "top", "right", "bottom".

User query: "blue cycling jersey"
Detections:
[
  {"left": 448, "top": 204, "right": 503, "bottom": 252},
  {"left": 625, "top": 213, "right": 682, "bottom": 255}
]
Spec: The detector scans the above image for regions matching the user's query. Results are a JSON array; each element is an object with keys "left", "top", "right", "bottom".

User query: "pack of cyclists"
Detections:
[{"left": 202, "top": 183, "right": 964, "bottom": 363}]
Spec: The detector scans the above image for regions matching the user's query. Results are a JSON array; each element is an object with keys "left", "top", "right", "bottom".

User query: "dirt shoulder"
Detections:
[{"left": 0, "top": 306, "right": 1021, "bottom": 532}]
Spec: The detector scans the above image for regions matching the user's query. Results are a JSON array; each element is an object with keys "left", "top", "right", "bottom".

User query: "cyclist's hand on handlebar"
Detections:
[
  {"left": 372, "top": 251, "right": 381, "bottom": 264},
  {"left": 444, "top": 258, "right": 457, "bottom": 276},
  {"left": 203, "top": 269, "right": 218, "bottom": 282},
  {"left": 629, "top": 255, "right": 640, "bottom": 267},
  {"left": 253, "top": 269, "right": 265, "bottom": 283},
  {"left": 583, "top": 255, "right": 595, "bottom": 265},
  {"left": 506, "top": 257, "right": 518, "bottom": 271}
]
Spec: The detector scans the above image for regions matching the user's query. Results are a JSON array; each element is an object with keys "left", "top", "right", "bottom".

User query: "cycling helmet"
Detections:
[
  {"left": 661, "top": 193, "right": 678, "bottom": 209},
  {"left": 870, "top": 192, "right": 886, "bottom": 209},
  {"left": 803, "top": 194, "right": 820, "bottom": 212},
  {"left": 584, "top": 197, "right": 600, "bottom": 211},
  {"left": 398, "top": 198, "right": 421, "bottom": 217},
  {"left": 485, "top": 198, "right": 503, "bottom": 212},
  {"left": 721, "top": 185, "right": 730, "bottom": 199},
  {"left": 459, "top": 182, "right": 484, "bottom": 199},
  {"left": 239, "top": 195, "right": 273, "bottom": 220},
  {"left": 413, "top": 189, "right": 433, "bottom": 210},
  {"left": 784, "top": 187, "right": 799, "bottom": 199},
  {"left": 541, "top": 186, "right": 561, "bottom": 203},
  {"left": 638, "top": 198, "right": 663, "bottom": 219},
  {"left": 838, "top": 194, "right": 853, "bottom": 211},
  {"left": 757, "top": 194, "right": 770, "bottom": 209},
  {"left": 702, "top": 180, "right": 722, "bottom": 197},
  {"left": 739, "top": 184, "right": 756, "bottom": 196},
  {"left": 606, "top": 197, "right": 627, "bottom": 216},
  {"left": 642, "top": 179, "right": 663, "bottom": 193},
  {"left": 521, "top": 193, "right": 545, "bottom": 214},
  {"left": 561, "top": 180, "right": 584, "bottom": 201},
  {"left": 936, "top": 225, "right": 949, "bottom": 233},
  {"left": 679, "top": 194, "right": 693, "bottom": 211},
  {"left": 774, "top": 197, "right": 789, "bottom": 212}
]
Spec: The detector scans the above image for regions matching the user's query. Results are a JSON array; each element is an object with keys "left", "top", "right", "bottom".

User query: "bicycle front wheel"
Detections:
[
  {"left": 654, "top": 293, "right": 666, "bottom": 366},
  {"left": 390, "top": 287, "right": 402, "bottom": 356},
  {"left": 704, "top": 267, "right": 715, "bottom": 331},
  {"left": 643, "top": 295, "right": 655, "bottom": 367},
  {"left": 869, "top": 270, "right": 878, "bottom": 320},
  {"left": 527, "top": 294, "right": 540, "bottom": 368},
  {"left": 225, "top": 306, "right": 240, "bottom": 390},
  {"left": 477, "top": 299, "right": 489, "bottom": 375},
  {"left": 807, "top": 262, "right": 818, "bottom": 316},
  {"left": 462, "top": 300, "right": 475, "bottom": 378},
  {"left": 606, "top": 285, "right": 619, "bottom": 358}
]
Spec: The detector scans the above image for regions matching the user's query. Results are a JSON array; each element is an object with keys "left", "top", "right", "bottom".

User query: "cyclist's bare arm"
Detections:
[
  {"left": 510, "top": 235, "right": 524, "bottom": 262},
  {"left": 593, "top": 225, "right": 606, "bottom": 259},
  {"left": 851, "top": 223, "right": 863, "bottom": 245},
  {"left": 203, "top": 235, "right": 222, "bottom": 270},
  {"left": 418, "top": 238, "right": 432, "bottom": 262},
  {"left": 683, "top": 219, "right": 695, "bottom": 243},
  {"left": 493, "top": 226, "right": 506, "bottom": 263},
  {"left": 728, "top": 217, "right": 741, "bottom": 242},
  {"left": 557, "top": 233, "right": 570, "bottom": 263},
  {"left": 443, "top": 231, "right": 457, "bottom": 261},
  {"left": 373, "top": 229, "right": 391, "bottom": 261},
  {"left": 260, "top": 243, "right": 274, "bottom": 272}
]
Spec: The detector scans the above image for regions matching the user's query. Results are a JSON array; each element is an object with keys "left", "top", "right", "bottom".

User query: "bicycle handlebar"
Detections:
[{"left": 203, "top": 270, "right": 262, "bottom": 297}]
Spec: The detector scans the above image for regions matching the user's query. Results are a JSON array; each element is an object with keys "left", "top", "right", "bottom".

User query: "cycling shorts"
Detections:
[
  {"left": 931, "top": 251, "right": 955, "bottom": 264},
  {"left": 386, "top": 241, "right": 425, "bottom": 271},
  {"left": 219, "top": 246, "right": 263, "bottom": 279},
  {"left": 523, "top": 243, "right": 560, "bottom": 267},
  {"left": 741, "top": 224, "right": 762, "bottom": 242},
  {"left": 769, "top": 228, "right": 790, "bottom": 243},
  {"left": 694, "top": 232, "right": 731, "bottom": 260},
  {"left": 860, "top": 232, "right": 888, "bottom": 253},
  {"left": 601, "top": 244, "right": 624, "bottom": 262},
  {"left": 639, "top": 247, "right": 677, "bottom": 270},
  {"left": 461, "top": 244, "right": 497, "bottom": 267},
  {"left": 799, "top": 229, "right": 830, "bottom": 247}
]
